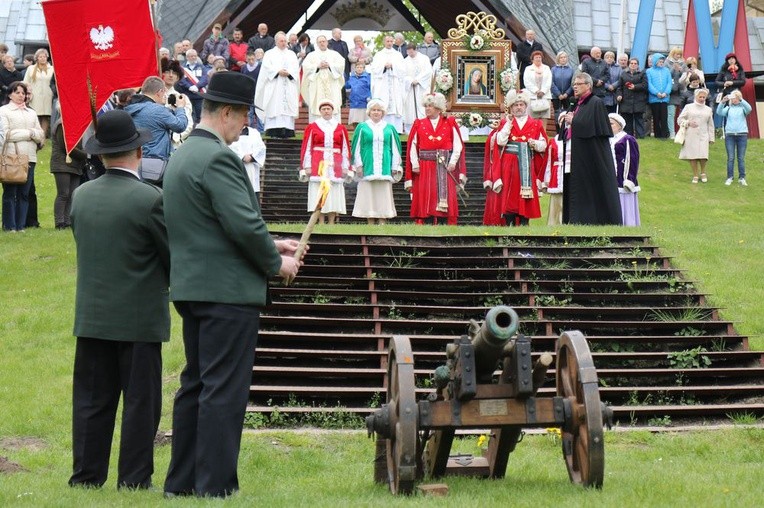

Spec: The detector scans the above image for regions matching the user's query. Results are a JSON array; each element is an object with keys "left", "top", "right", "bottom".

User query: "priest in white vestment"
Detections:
[
  {"left": 370, "top": 35, "right": 406, "bottom": 133},
  {"left": 300, "top": 35, "right": 346, "bottom": 123},
  {"left": 255, "top": 31, "right": 300, "bottom": 138},
  {"left": 402, "top": 44, "right": 433, "bottom": 133}
]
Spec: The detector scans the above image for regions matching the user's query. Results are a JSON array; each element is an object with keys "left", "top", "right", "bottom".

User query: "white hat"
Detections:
[
  {"left": 366, "top": 98, "right": 387, "bottom": 114},
  {"left": 317, "top": 98, "right": 336, "bottom": 110},
  {"left": 504, "top": 88, "right": 531, "bottom": 107},
  {"left": 608, "top": 113, "right": 626, "bottom": 129},
  {"left": 422, "top": 92, "right": 447, "bottom": 111}
]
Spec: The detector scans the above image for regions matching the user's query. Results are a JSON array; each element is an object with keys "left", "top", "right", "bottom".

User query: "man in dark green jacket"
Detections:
[
  {"left": 69, "top": 110, "right": 169, "bottom": 489},
  {"left": 163, "top": 72, "right": 301, "bottom": 498}
]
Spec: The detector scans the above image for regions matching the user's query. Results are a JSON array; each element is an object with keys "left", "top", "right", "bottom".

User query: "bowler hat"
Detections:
[
  {"left": 200, "top": 72, "right": 255, "bottom": 106},
  {"left": 84, "top": 110, "right": 152, "bottom": 155}
]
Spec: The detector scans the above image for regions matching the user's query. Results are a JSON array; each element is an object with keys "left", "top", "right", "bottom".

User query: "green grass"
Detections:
[
  {"left": 1, "top": 138, "right": 763, "bottom": 505},
  {"left": 1, "top": 430, "right": 763, "bottom": 506}
]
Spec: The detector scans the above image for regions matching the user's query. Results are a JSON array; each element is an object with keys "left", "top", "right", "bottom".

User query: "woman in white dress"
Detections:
[
  {"left": 523, "top": 50, "right": 552, "bottom": 119},
  {"left": 23, "top": 48, "right": 54, "bottom": 137},
  {"left": 677, "top": 88, "right": 714, "bottom": 183},
  {"left": 299, "top": 99, "right": 351, "bottom": 225}
]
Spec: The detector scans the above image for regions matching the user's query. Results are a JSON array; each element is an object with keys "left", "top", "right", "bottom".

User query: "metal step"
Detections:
[{"left": 249, "top": 232, "right": 764, "bottom": 426}]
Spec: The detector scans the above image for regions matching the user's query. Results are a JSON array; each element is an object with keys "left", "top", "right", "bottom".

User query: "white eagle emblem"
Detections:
[{"left": 90, "top": 25, "right": 115, "bottom": 51}]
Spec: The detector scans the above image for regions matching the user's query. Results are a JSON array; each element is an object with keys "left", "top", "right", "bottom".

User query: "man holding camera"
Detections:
[
  {"left": 161, "top": 58, "right": 194, "bottom": 149},
  {"left": 124, "top": 76, "right": 188, "bottom": 183}
]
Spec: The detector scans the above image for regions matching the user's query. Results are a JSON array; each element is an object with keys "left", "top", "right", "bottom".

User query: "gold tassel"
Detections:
[{"left": 66, "top": 154, "right": 72, "bottom": 164}]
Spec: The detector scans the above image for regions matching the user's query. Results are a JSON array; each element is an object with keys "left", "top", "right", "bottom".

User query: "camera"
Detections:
[{"left": 167, "top": 94, "right": 176, "bottom": 106}]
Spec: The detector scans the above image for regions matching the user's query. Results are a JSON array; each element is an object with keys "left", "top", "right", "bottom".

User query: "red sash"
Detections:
[{"left": 182, "top": 66, "right": 207, "bottom": 93}]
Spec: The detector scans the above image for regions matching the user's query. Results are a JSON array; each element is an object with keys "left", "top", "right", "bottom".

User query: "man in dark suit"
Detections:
[
  {"left": 328, "top": 27, "right": 350, "bottom": 105},
  {"left": 68, "top": 110, "right": 169, "bottom": 489},
  {"left": 247, "top": 22, "right": 275, "bottom": 53},
  {"left": 162, "top": 72, "right": 302, "bottom": 498},
  {"left": 581, "top": 46, "right": 609, "bottom": 99},
  {"left": 393, "top": 32, "right": 407, "bottom": 58},
  {"left": 515, "top": 29, "right": 543, "bottom": 88}
]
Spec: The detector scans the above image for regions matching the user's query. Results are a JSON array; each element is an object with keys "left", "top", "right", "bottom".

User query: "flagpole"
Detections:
[{"left": 151, "top": 0, "right": 161, "bottom": 75}]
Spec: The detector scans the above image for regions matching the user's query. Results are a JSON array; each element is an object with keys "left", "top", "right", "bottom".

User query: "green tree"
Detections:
[{"left": 370, "top": 0, "right": 438, "bottom": 52}]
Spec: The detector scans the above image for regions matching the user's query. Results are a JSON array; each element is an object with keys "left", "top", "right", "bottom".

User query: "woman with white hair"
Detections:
[
  {"left": 716, "top": 90, "right": 751, "bottom": 186},
  {"left": 492, "top": 89, "right": 548, "bottom": 226},
  {"left": 404, "top": 92, "right": 466, "bottom": 225},
  {"left": 677, "top": 87, "right": 714, "bottom": 184},
  {"left": 350, "top": 98, "right": 401, "bottom": 224},
  {"left": 299, "top": 99, "right": 351, "bottom": 225},
  {"left": 608, "top": 113, "right": 641, "bottom": 226}
]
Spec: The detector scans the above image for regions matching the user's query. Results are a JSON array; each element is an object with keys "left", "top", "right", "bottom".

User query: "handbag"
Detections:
[
  {"left": 84, "top": 156, "right": 105, "bottom": 181},
  {"left": 140, "top": 157, "right": 168, "bottom": 184},
  {"left": 0, "top": 140, "right": 29, "bottom": 184},
  {"left": 530, "top": 98, "right": 550, "bottom": 113},
  {"left": 674, "top": 124, "right": 686, "bottom": 145},
  {"left": 715, "top": 92, "right": 723, "bottom": 104}
]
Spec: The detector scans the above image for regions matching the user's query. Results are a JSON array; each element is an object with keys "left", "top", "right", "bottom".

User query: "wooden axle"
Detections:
[{"left": 418, "top": 395, "right": 567, "bottom": 430}]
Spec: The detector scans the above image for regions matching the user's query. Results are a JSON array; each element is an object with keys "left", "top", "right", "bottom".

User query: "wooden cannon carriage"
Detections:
[{"left": 365, "top": 305, "right": 613, "bottom": 495}]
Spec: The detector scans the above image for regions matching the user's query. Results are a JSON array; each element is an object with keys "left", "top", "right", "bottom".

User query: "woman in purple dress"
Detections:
[{"left": 608, "top": 113, "right": 641, "bottom": 226}]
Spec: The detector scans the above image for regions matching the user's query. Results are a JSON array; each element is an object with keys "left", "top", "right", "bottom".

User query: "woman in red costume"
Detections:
[{"left": 298, "top": 99, "right": 351, "bottom": 224}]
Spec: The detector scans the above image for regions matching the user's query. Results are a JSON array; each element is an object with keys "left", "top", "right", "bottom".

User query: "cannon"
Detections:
[{"left": 365, "top": 305, "right": 613, "bottom": 495}]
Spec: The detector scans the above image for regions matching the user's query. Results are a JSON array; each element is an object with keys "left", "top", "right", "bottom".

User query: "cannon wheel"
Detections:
[
  {"left": 385, "top": 335, "right": 419, "bottom": 495},
  {"left": 555, "top": 331, "right": 605, "bottom": 488}
]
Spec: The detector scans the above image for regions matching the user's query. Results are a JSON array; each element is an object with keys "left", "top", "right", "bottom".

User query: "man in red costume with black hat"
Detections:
[{"left": 404, "top": 92, "right": 466, "bottom": 225}]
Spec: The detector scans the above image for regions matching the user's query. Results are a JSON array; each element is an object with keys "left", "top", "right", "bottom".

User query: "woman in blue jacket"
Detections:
[
  {"left": 716, "top": 90, "right": 752, "bottom": 186},
  {"left": 645, "top": 53, "right": 672, "bottom": 138},
  {"left": 551, "top": 51, "right": 574, "bottom": 126}
]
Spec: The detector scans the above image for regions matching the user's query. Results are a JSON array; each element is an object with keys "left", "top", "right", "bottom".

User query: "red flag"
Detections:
[{"left": 42, "top": 0, "right": 159, "bottom": 152}]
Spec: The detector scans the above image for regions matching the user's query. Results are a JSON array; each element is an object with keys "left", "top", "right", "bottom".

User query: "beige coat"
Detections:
[
  {"left": 23, "top": 64, "right": 55, "bottom": 116},
  {"left": 677, "top": 101, "right": 714, "bottom": 160},
  {"left": 0, "top": 103, "right": 45, "bottom": 162}
]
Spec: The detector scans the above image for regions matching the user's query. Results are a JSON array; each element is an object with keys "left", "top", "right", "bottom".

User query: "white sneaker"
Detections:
[
  {"left": 725, "top": 178, "right": 733, "bottom": 186},
  {"left": 739, "top": 178, "right": 748, "bottom": 187}
]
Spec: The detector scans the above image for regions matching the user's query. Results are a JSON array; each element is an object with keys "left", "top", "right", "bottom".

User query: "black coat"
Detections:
[
  {"left": 248, "top": 34, "right": 275, "bottom": 53},
  {"left": 50, "top": 123, "right": 87, "bottom": 175},
  {"left": 582, "top": 58, "right": 609, "bottom": 97},
  {"left": 616, "top": 70, "right": 648, "bottom": 113},
  {"left": 0, "top": 67, "right": 24, "bottom": 105},
  {"left": 516, "top": 39, "right": 543, "bottom": 88},
  {"left": 327, "top": 38, "right": 350, "bottom": 75},
  {"left": 714, "top": 66, "right": 746, "bottom": 95},
  {"left": 565, "top": 93, "right": 622, "bottom": 225}
]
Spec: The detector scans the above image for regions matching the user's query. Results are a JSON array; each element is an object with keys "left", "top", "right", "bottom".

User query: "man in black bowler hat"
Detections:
[
  {"left": 68, "top": 110, "right": 170, "bottom": 489},
  {"left": 163, "top": 71, "right": 302, "bottom": 498}
]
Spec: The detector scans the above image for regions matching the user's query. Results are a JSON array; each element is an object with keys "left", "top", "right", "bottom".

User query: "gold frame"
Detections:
[{"left": 442, "top": 39, "right": 513, "bottom": 113}]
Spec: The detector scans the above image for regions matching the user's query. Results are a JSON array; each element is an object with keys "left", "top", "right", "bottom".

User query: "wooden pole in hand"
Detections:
[{"left": 284, "top": 161, "right": 330, "bottom": 285}]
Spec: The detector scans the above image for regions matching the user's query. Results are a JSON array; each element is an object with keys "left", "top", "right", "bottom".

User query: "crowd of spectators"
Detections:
[{"left": 0, "top": 21, "right": 757, "bottom": 233}]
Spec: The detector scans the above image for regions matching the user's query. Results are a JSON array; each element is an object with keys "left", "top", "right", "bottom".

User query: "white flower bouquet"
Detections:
[
  {"left": 468, "top": 112, "right": 485, "bottom": 128},
  {"left": 434, "top": 68, "right": 454, "bottom": 93},
  {"left": 469, "top": 34, "right": 485, "bottom": 51},
  {"left": 500, "top": 68, "right": 517, "bottom": 93}
]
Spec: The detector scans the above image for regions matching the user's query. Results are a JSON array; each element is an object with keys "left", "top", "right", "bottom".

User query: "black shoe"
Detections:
[{"left": 118, "top": 481, "right": 152, "bottom": 490}]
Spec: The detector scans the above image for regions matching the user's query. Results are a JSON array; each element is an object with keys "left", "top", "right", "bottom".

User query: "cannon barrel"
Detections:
[{"left": 471, "top": 306, "right": 519, "bottom": 381}]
